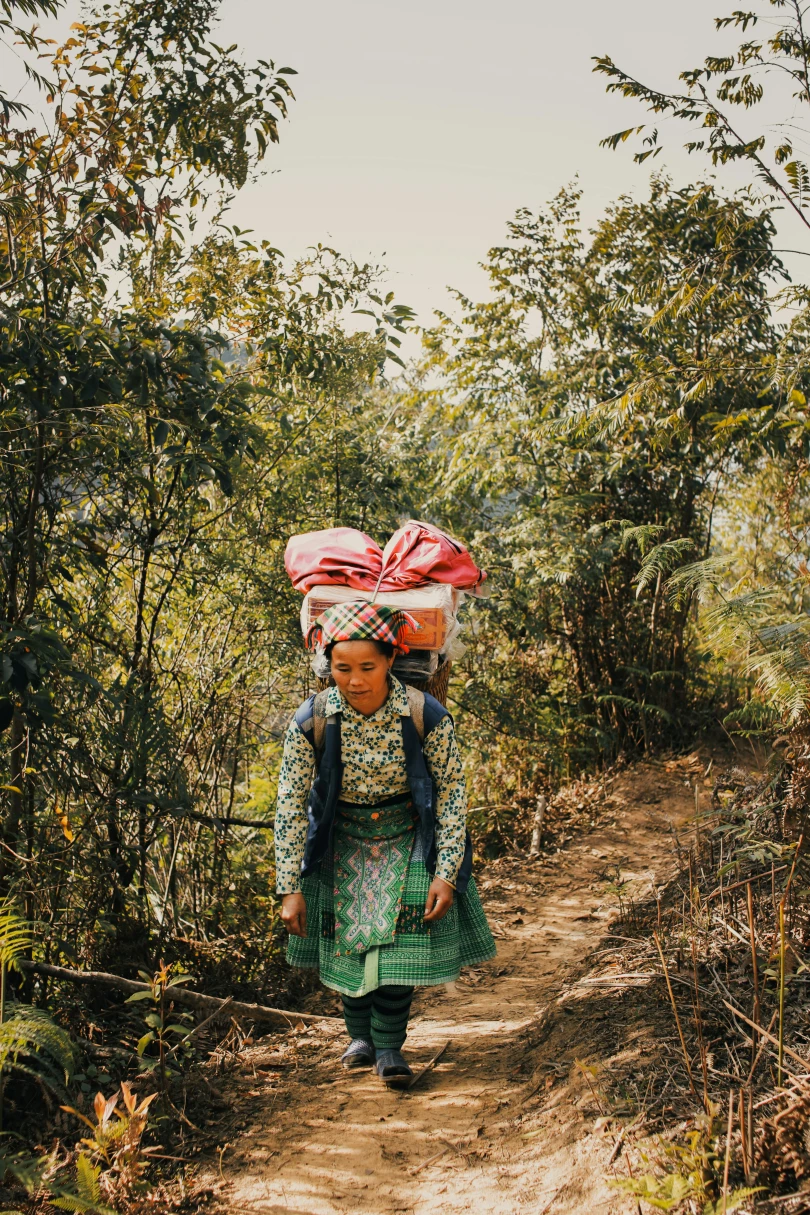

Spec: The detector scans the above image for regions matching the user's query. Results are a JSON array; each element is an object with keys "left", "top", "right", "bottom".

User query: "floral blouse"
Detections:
[{"left": 274, "top": 677, "right": 468, "bottom": 894}]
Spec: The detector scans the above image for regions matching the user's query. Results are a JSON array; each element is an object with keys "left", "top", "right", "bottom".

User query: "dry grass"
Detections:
[{"left": 549, "top": 745, "right": 810, "bottom": 1212}]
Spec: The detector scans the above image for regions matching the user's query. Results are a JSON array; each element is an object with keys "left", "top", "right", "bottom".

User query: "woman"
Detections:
[{"left": 274, "top": 601, "right": 495, "bottom": 1087}]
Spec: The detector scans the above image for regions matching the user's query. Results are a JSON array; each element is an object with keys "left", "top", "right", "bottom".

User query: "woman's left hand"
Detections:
[{"left": 423, "top": 876, "right": 455, "bottom": 923}]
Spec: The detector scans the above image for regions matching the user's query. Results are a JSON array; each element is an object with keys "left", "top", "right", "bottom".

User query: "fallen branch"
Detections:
[
  {"left": 19, "top": 960, "right": 340, "bottom": 1027},
  {"left": 402, "top": 1039, "right": 450, "bottom": 1093},
  {"left": 607, "top": 1124, "right": 627, "bottom": 1166},
  {"left": 408, "top": 1145, "right": 450, "bottom": 1175}
]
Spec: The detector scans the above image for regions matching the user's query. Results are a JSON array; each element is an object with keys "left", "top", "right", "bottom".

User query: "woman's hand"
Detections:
[
  {"left": 423, "top": 876, "right": 454, "bottom": 924},
  {"left": 281, "top": 892, "right": 307, "bottom": 937}
]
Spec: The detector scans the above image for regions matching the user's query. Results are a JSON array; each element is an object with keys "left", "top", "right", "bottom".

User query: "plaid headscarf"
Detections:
[{"left": 305, "top": 601, "right": 421, "bottom": 655}]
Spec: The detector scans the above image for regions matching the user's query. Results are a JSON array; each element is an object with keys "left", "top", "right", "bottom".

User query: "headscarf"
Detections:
[{"left": 305, "top": 601, "right": 421, "bottom": 655}]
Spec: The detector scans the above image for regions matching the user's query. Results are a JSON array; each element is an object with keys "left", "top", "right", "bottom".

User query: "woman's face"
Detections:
[{"left": 329, "top": 640, "right": 394, "bottom": 715}]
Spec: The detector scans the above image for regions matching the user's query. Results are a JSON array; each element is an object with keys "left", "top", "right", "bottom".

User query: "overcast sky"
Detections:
[
  {"left": 221, "top": 0, "right": 794, "bottom": 334},
  {"left": 3, "top": 0, "right": 806, "bottom": 340}
]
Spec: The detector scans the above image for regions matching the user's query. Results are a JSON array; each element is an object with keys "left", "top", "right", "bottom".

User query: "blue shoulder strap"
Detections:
[
  {"left": 294, "top": 695, "right": 317, "bottom": 746},
  {"left": 422, "top": 690, "right": 449, "bottom": 737}
]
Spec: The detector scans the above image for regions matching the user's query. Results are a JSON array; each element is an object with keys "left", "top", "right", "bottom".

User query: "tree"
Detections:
[
  {"left": 595, "top": 1, "right": 810, "bottom": 243},
  {"left": 593, "top": 0, "right": 810, "bottom": 733},
  {"left": 0, "top": 0, "right": 414, "bottom": 975},
  {"left": 410, "top": 179, "right": 785, "bottom": 781}
]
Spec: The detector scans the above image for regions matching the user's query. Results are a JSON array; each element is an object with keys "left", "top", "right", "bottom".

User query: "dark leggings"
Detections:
[{"left": 341, "top": 985, "right": 414, "bottom": 1050}]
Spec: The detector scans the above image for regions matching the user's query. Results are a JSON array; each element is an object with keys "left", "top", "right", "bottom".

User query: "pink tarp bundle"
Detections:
[
  {"left": 284, "top": 527, "right": 382, "bottom": 593},
  {"left": 284, "top": 520, "right": 486, "bottom": 594}
]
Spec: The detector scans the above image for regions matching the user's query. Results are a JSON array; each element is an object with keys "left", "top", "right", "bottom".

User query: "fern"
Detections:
[
  {"left": 0, "top": 1140, "right": 116, "bottom": 1215},
  {"left": 0, "top": 907, "right": 31, "bottom": 973},
  {"left": 665, "top": 553, "right": 810, "bottom": 726},
  {"left": 0, "top": 906, "right": 76, "bottom": 1108},
  {"left": 0, "top": 1004, "right": 75, "bottom": 1097},
  {"left": 704, "top": 595, "right": 810, "bottom": 725},
  {"left": 665, "top": 554, "right": 737, "bottom": 606},
  {"left": 618, "top": 521, "right": 667, "bottom": 555},
  {"left": 632, "top": 537, "right": 697, "bottom": 596},
  {"left": 50, "top": 1154, "right": 116, "bottom": 1215}
]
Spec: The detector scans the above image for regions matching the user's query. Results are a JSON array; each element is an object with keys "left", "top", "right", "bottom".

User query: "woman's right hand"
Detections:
[{"left": 280, "top": 892, "right": 307, "bottom": 937}]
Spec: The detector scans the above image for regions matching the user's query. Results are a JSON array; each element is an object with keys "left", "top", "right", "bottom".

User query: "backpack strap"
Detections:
[
  {"left": 421, "top": 689, "right": 449, "bottom": 735},
  {"left": 312, "top": 688, "right": 330, "bottom": 755},
  {"left": 293, "top": 694, "right": 316, "bottom": 744},
  {"left": 405, "top": 686, "right": 425, "bottom": 741},
  {"left": 294, "top": 690, "right": 333, "bottom": 764}
]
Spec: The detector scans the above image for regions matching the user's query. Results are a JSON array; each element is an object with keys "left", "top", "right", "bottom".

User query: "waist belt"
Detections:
[{"left": 337, "top": 792, "right": 412, "bottom": 810}]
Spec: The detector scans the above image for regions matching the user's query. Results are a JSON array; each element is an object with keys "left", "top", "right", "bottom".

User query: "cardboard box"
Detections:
[{"left": 301, "top": 583, "right": 458, "bottom": 652}]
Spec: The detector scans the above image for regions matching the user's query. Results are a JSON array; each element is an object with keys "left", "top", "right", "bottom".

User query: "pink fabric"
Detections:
[
  {"left": 284, "top": 521, "right": 486, "bottom": 593},
  {"left": 284, "top": 527, "right": 383, "bottom": 593},
  {"left": 379, "top": 520, "right": 485, "bottom": 591}
]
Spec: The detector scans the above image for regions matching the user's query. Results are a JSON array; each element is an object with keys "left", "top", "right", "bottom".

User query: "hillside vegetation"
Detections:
[{"left": 2, "top": 0, "right": 810, "bottom": 1210}]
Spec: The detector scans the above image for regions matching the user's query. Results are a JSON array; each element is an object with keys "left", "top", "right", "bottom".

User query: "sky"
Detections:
[
  {"left": 3, "top": 0, "right": 807, "bottom": 343},
  {"left": 218, "top": 0, "right": 799, "bottom": 338}
]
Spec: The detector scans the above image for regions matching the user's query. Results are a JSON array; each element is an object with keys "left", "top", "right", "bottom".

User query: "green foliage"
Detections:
[
  {"left": 594, "top": 1, "right": 810, "bottom": 232},
  {"left": 58, "top": 1082, "right": 157, "bottom": 1211},
  {"left": 657, "top": 455, "right": 810, "bottom": 731},
  {"left": 611, "top": 1101, "right": 763, "bottom": 1212},
  {"left": 589, "top": 0, "right": 810, "bottom": 741},
  {"left": 50, "top": 1155, "right": 116, "bottom": 1215},
  {"left": 0, "top": 905, "right": 30, "bottom": 974},
  {"left": 1, "top": 0, "right": 806, "bottom": 1133},
  {"left": 0, "top": 0, "right": 61, "bottom": 120},
  {"left": 0, "top": 907, "right": 76, "bottom": 1102},
  {"left": 408, "top": 177, "right": 785, "bottom": 784},
  {"left": 0, "top": 1138, "right": 117, "bottom": 1215},
  {"left": 0, "top": 1004, "right": 75, "bottom": 1098},
  {"left": 0, "top": 0, "right": 417, "bottom": 980},
  {"left": 126, "top": 964, "right": 195, "bottom": 1091}
]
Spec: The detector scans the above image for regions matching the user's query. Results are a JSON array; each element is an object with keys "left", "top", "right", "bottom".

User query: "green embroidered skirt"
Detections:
[{"left": 287, "top": 796, "right": 496, "bottom": 997}]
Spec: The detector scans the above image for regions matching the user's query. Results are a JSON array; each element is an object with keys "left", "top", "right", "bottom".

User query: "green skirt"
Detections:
[{"left": 287, "top": 796, "right": 496, "bottom": 997}]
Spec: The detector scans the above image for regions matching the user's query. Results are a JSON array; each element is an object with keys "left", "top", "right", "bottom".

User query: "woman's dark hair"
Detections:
[{"left": 324, "top": 639, "right": 395, "bottom": 660}]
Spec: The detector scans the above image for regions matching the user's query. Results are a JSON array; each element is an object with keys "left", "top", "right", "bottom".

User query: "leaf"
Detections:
[
  {"left": 134, "top": 1091, "right": 159, "bottom": 1115},
  {"left": 166, "top": 973, "right": 194, "bottom": 987},
  {"left": 136, "top": 1032, "right": 155, "bottom": 1056}
]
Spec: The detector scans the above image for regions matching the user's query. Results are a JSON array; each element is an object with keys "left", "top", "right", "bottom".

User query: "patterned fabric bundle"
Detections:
[{"left": 305, "top": 601, "right": 421, "bottom": 655}]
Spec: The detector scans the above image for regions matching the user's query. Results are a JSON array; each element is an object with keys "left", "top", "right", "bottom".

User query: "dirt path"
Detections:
[{"left": 212, "top": 756, "right": 701, "bottom": 1214}]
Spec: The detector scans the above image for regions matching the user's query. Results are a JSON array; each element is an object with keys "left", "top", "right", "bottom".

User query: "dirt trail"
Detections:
[{"left": 212, "top": 757, "right": 701, "bottom": 1215}]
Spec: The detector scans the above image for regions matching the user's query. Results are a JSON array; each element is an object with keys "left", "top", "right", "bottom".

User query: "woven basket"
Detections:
[{"left": 316, "top": 660, "right": 452, "bottom": 708}]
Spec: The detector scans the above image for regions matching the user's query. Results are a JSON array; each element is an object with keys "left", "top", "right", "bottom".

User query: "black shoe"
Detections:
[
  {"left": 341, "top": 1038, "right": 375, "bottom": 1069},
  {"left": 375, "top": 1048, "right": 413, "bottom": 1088}
]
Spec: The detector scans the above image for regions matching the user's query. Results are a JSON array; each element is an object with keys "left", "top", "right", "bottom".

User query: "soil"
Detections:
[{"left": 202, "top": 753, "right": 708, "bottom": 1215}]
